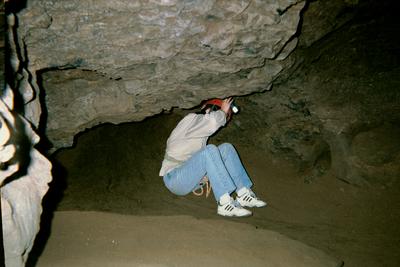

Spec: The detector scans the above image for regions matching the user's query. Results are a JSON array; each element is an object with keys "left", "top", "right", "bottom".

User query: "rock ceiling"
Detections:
[
  {"left": 11, "top": 0, "right": 328, "bottom": 148},
  {"left": 7, "top": 0, "right": 400, "bottom": 185}
]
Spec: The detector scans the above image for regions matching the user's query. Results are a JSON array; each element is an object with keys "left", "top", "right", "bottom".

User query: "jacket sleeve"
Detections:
[{"left": 184, "top": 110, "right": 227, "bottom": 138}]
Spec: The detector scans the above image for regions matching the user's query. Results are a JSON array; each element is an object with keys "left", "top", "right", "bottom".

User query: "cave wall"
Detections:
[
  {"left": 7, "top": 0, "right": 400, "bottom": 187},
  {"left": 217, "top": 0, "right": 400, "bottom": 186},
  {"left": 2, "top": 1, "right": 399, "bottom": 265},
  {"left": 1, "top": 90, "right": 52, "bottom": 266},
  {"left": 2, "top": 4, "right": 53, "bottom": 267},
  {"left": 13, "top": 0, "right": 308, "bottom": 149}
]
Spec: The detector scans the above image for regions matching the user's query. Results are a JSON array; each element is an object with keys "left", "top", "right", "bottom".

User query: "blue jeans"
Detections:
[{"left": 163, "top": 143, "right": 253, "bottom": 202}]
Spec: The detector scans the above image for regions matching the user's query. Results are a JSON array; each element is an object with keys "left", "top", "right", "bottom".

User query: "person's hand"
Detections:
[{"left": 221, "top": 97, "right": 233, "bottom": 115}]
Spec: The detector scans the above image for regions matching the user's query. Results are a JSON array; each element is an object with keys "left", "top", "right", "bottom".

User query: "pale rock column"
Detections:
[{"left": 1, "top": 89, "right": 52, "bottom": 266}]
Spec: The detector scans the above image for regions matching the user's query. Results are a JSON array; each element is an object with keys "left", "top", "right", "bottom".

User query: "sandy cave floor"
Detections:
[
  {"left": 31, "top": 211, "right": 342, "bottom": 267},
  {"left": 28, "top": 114, "right": 400, "bottom": 267}
]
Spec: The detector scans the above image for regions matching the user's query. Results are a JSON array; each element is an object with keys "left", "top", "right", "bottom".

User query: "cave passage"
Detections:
[
  {"left": 7, "top": 0, "right": 399, "bottom": 266},
  {"left": 33, "top": 106, "right": 400, "bottom": 267}
]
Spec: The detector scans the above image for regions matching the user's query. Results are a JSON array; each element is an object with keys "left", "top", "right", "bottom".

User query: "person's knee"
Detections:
[
  {"left": 206, "top": 144, "right": 218, "bottom": 151},
  {"left": 218, "top": 143, "right": 235, "bottom": 152},
  {"left": 205, "top": 144, "right": 219, "bottom": 156}
]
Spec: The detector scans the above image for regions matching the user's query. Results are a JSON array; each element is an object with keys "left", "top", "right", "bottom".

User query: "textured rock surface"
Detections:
[
  {"left": 9, "top": 0, "right": 400, "bottom": 186},
  {"left": 2, "top": 6, "right": 52, "bottom": 267},
  {"left": 15, "top": 0, "right": 306, "bottom": 148},
  {"left": 216, "top": 1, "right": 400, "bottom": 185},
  {"left": 0, "top": 89, "right": 52, "bottom": 267},
  {"left": 298, "top": 0, "right": 359, "bottom": 47}
]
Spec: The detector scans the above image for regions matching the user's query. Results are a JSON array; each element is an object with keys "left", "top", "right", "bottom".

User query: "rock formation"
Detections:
[
  {"left": 2, "top": 0, "right": 399, "bottom": 265},
  {"left": 8, "top": 0, "right": 400, "bottom": 188},
  {"left": 1, "top": 6, "right": 52, "bottom": 266},
  {"left": 13, "top": 0, "right": 307, "bottom": 149},
  {"left": 0, "top": 88, "right": 52, "bottom": 267}
]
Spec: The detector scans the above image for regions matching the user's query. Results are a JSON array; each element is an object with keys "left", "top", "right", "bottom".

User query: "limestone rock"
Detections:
[
  {"left": 15, "top": 0, "right": 306, "bottom": 149},
  {"left": 9, "top": 0, "right": 399, "bottom": 187},
  {"left": 1, "top": 90, "right": 52, "bottom": 266},
  {"left": 217, "top": 0, "right": 400, "bottom": 186},
  {"left": 349, "top": 123, "right": 400, "bottom": 186},
  {"left": 298, "top": 0, "right": 358, "bottom": 47}
]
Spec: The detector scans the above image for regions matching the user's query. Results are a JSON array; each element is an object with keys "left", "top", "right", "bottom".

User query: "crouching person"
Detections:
[{"left": 159, "top": 97, "right": 267, "bottom": 217}]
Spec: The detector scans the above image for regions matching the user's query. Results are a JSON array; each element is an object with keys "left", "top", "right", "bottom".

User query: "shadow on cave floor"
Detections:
[{"left": 27, "top": 111, "right": 400, "bottom": 267}]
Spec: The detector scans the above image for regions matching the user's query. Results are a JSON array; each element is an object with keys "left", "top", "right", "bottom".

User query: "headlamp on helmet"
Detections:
[{"left": 201, "top": 98, "right": 240, "bottom": 115}]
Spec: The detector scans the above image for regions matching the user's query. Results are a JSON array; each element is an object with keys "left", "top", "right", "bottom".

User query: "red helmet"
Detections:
[{"left": 201, "top": 98, "right": 239, "bottom": 119}]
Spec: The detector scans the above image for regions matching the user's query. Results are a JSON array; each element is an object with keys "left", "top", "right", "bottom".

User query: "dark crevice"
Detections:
[
  {"left": 276, "top": 2, "right": 299, "bottom": 16},
  {"left": 1, "top": 111, "right": 32, "bottom": 186},
  {"left": 4, "top": 0, "right": 27, "bottom": 14}
]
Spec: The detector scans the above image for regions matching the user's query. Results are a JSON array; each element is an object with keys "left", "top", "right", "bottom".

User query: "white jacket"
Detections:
[{"left": 159, "top": 110, "right": 227, "bottom": 176}]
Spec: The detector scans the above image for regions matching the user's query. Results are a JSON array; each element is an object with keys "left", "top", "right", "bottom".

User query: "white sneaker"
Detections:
[
  {"left": 217, "top": 199, "right": 252, "bottom": 217},
  {"left": 237, "top": 190, "right": 267, "bottom": 208}
]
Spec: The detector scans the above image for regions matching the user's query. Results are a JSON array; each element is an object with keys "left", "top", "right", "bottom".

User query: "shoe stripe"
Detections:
[{"left": 225, "top": 205, "right": 234, "bottom": 212}]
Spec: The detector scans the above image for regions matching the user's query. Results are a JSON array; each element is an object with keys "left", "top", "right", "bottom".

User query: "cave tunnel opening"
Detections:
[
  {"left": 29, "top": 10, "right": 400, "bottom": 265},
  {"left": 4, "top": 0, "right": 400, "bottom": 266},
  {"left": 31, "top": 94, "right": 400, "bottom": 267}
]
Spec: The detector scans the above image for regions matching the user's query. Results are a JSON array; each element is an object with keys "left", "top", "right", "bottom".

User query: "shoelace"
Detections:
[{"left": 233, "top": 199, "right": 242, "bottom": 207}]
